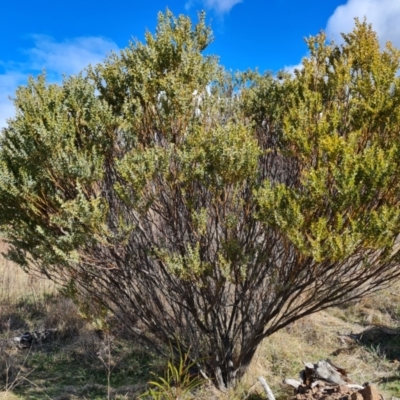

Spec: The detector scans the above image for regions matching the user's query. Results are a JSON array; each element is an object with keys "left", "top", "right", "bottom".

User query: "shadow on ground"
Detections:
[
  {"left": 3, "top": 337, "right": 158, "bottom": 399},
  {"left": 352, "top": 326, "right": 400, "bottom": 361},
  {"left": 0, "top": 294, "right": 163, "bottom": 400}
]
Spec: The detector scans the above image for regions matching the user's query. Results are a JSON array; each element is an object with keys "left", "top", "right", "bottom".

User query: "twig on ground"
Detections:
[{"left": 258, "top": 376, "right": 275, "bottom": 400}]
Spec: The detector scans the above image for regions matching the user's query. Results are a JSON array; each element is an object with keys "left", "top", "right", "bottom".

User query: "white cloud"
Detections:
[
  {"left": 284, "top": 62, "right": 304, "bottom": 76},
  {"left": 203, "top": 0, "right": 242, "bottom": 13},
  {"left": 186, "top": 0, "right": 242, "bottom": 14},
  {"left": 326, "top": 0, "right": 400, "bottom": 47},
  {"left": 0, "top": 36, "right": 118, "bottom": 129},
  {"left": 0, "top": 70, "right": 27, "bottom": 128},
  {"left": 283, "top": 0, "right": 400, "bottom": 80},
  {"left": 28, "top": 35, "right": 118, "bottom": 77}
]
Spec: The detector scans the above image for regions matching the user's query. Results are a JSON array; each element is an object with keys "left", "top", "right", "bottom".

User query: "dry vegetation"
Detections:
[{"left": 0, "top": 242, "right": 399, "bottom": 399}]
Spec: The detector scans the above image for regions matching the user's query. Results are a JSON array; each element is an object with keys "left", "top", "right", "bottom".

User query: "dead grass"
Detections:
[
  {"left": 193, "top": 285, "right": 400, "bottom": 400},
  {"left": 231, "top": 285, "right": 400, "bottom": 400},
  {"left": 0, "top": 242, "right": 55, "bottom": 306},
  {"left": 0, "top": 392, "right": 21, "bottom": 400},
  {"left": 0, "top": 243, "right": 400, "bottom": 399}
]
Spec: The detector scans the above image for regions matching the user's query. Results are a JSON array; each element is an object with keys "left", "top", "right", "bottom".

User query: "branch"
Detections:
[{"left": 258, "top": 376, "right": 275, "bottom": 400}]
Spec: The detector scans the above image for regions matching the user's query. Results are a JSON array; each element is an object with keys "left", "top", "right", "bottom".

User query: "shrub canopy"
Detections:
[{"left": 1, "top": 12, "right": 400, "bottom": 390}]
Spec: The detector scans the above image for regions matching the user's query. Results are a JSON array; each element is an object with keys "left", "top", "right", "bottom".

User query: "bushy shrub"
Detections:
[{"left": 1, "top": 13, "right": 400, "bottom": 389}]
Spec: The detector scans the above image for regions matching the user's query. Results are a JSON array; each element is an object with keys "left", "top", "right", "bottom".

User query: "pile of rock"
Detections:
[
  {"left": 288, "top": 381, "right": 382, "bottom": 400},
  {"left": 283, "top": 360, "right": 384, "bottom": 400},
  {"left": 12, "top": 328, "right": 57, "bottom": 348}
]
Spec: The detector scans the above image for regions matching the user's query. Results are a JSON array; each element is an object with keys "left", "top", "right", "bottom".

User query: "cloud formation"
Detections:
[
  {"left": 0, "top": 36, "right": 118, "bottom": 128},
  {"left": 186, "top": 0, "right": 241, "bottom": 14},
  {"left": 326, "top": 0, "right": 400, "bottom": 47},
  {"left": 285, "top": 0, "right": 400, "bottom": 79},
  {"left": 28, "top": 35, "right": 118, "bottom": 77},
  {"left": 284, "top": 62, "right": 303, "bottom": 76},
  {"left": 0, "top": 71, "right": 27, "bottom": 128}
]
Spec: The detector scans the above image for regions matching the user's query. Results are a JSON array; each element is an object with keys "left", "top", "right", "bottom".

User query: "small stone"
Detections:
[
  {"left": 298, "top": 385, "right": 308, "bottom": 394},
  {"left": 323, "top": 388, "right": 335, "bottom": 395},
  {"left": 357, "top": 384, "right": 382, "bottom": 400},
  {"left": 338, "top": 385, "right": 350, "bottom": 393}
]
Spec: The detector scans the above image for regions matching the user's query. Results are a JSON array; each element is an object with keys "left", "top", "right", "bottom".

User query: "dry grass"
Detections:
[
  {"left": 0, "top": 247, "right": 161, "bottom": 399},
  {"left": 0, "top": 242, "right": 55, "bottom": 305},
  {"left": 0, "top": 392, "right": 21, "bottom": 400},
  {"left": 227, "top": 285, "right": 400, "bottom": 400},
  {"left": 194, "top": 286, "right": 400, "bottom": 400},
  {"left": 0, "top": 243, "right": 399, "bottom": 399}
]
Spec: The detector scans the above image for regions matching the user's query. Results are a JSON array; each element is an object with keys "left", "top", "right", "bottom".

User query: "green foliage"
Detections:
[
  {"left": 2, "top": 12, "right": 400, "bottom": 391},
  {"left": 0, "top": 73, "right": 112, "bottom": 270},
  {"left": 255, "top": 20, "right": 400, "bottom": 262},
  {"left": 141, "top": 345, "right": 206, "bottom": 400},
  {"left": 179, "top": 122, "right": 261, "bottom": 187}
]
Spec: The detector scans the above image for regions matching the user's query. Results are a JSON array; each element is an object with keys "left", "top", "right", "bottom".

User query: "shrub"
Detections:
[{"left": 1, "top": 13, "right": 400, "bottom": 390}]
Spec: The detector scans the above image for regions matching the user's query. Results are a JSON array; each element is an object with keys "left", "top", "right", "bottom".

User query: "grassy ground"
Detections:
[{"left": 0, "top": 247, "right": 399, "bottom": 399}]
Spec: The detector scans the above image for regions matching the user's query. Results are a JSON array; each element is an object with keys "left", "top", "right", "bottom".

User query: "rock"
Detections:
[
  {"left": 297, "top": 385, "right": 308, "bottom": 394},
  {"left": 12, "top": 332, "right": 34, "bottom": 348},
  {"left": 338, "top": 385, "right": 350, "bottom": 393},
  {"left": 12, "top": 328, "right": 57, "bottom": 348},
  {"left": 351, "top": 393, "right": 364, "bottom": 400},
  {"left": 357, "top": 384, "right": 382, "bottom": 400}
]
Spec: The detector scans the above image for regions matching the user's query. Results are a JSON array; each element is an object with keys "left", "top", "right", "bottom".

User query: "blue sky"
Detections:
[{"left": 1, "top": 0, "right": 400, "bottom": 127}]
